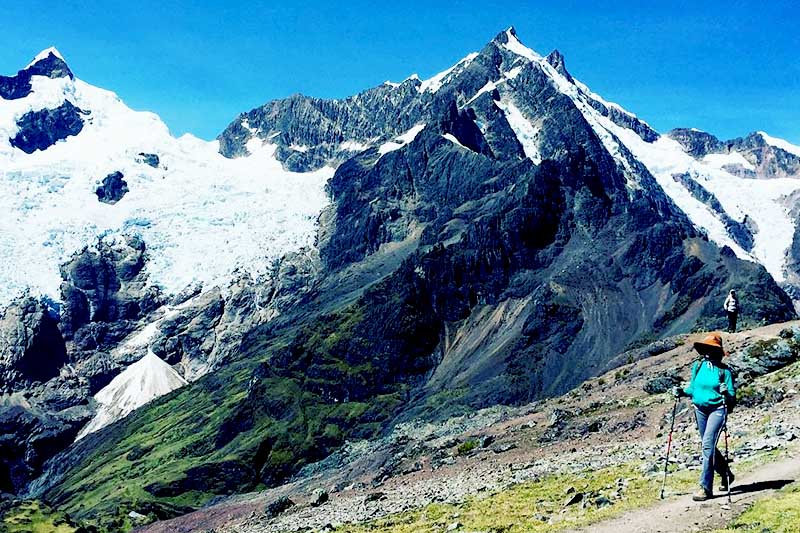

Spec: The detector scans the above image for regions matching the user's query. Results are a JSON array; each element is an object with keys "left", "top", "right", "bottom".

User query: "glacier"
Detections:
[{"left": 0, "top": 49, "right": 333, "bottom": 304}]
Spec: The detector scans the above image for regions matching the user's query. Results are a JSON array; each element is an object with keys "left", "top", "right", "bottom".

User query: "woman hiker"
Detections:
[{"left": 673, "top": 332, "right": 736, "bottom": 501}]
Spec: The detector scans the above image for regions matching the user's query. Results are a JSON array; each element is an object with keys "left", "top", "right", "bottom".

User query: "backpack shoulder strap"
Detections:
[{"left": 691, "top": 360, "right": 702, "bottom": 382}]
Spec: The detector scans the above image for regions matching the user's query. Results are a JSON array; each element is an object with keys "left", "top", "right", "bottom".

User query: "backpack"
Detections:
[{"left": 691, "top": 359, "right": 736, "bottom": 412}]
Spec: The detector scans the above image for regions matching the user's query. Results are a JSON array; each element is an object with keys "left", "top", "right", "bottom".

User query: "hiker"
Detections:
[
  {"left": 673, "top": 332, "right": 736, "bottom": 501},
  {"left": 724, "top": 290, "right": 739, "bottom": 333}
]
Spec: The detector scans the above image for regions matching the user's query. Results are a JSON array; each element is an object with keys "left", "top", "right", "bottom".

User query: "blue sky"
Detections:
[{"left": 2, "top": 0, "right": 798, "bottom": 143}]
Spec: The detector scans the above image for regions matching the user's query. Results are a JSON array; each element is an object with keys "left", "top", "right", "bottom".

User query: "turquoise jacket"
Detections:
[{"left": 683, "top": 358, "right": 736, "bottom": 409}]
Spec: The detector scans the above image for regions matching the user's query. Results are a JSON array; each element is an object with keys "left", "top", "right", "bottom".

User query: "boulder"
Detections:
[
  {"left": 264, "top": 495, "right": 295, "bottom": 518},
  {"left": 643, "top": 371, "right": 683, "bottom": 395},
  {"left": 95, "top": 171, "right": 129, "bottom": 204}
]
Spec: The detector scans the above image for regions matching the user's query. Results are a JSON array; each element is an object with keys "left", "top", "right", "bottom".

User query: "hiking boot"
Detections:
[
  {"left": 719, "top": 472, "right": 735, "bottom": 492},
  {"left": 692, "top": 488, "right": 713, "bottom": 501}
]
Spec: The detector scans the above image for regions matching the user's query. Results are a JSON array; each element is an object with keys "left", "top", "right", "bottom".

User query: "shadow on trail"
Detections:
[{"left": 729, "top": 479, "right": 794, "bottom": 496}]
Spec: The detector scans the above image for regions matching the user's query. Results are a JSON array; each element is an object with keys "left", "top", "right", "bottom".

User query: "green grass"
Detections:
[
  {"left": 715, "top": 482, "right": 800, "bottom": 532},
  {"left": 0, "top": 500, "right": 83, "bottom": 533},
  {"left": 40, "top": 275, "right": 434, "bottom": 531},
  {"left": 329, "top": 464, "right": 697, "bottom": 533}
]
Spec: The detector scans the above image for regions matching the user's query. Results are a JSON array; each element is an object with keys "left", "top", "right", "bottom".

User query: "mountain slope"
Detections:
[
  {"left": 134, "top": 321, "right": 800, "bottom": 533},
  {"left": 22, "top": 28, "right": 797, "bottom": 530}
]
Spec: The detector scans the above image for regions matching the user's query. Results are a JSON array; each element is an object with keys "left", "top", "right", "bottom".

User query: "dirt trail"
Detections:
[{"left": 570, "top": 446, "right": 800, "bottom": 533}]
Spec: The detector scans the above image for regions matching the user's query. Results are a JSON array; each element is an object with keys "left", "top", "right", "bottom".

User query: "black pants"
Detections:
[{"left": 727, "top": 311, "right": 738, "bottom": 333}]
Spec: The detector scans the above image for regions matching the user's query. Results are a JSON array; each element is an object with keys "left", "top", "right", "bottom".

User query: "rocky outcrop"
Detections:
[
  {"left": 0, "top": 401, "right": 92, "bottom": 494},
  {"left": 545, "top": 49, "right": 573, "bottom": 83},
  {"left": 0, "top": 50, "right": 72, "bottom": 100},
  {"left": 728, "top": 133, "right": 800, "bottom": 179},
  {"left": 59, "top": 235, "right": 160, "bottom": 340},
  {"left": 24, "top": 51, "right": 74, "bottom": 80},
  {"left": 217, "top": 83, "right": 426, "bottom": 171},
  {"left": 151, "top": 288, "right": 225, "bottom": 380},
  {"left": 95, "top": 171, "right": 129, "bottom": 204},
  {"left": 9, "top": 101, "right": 85, "bottom": 153},
  {"left": 0, "top": 297, "right": 66, "bottom": 392},
  {"left": 136, "top": 152, "right": 160, "bottom": 168},
  {"left": 667, "top": 128, "right": 725, "bottom": 158}
]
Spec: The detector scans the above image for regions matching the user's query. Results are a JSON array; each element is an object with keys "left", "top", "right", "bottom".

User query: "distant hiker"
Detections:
[
  {"left": 724, "top": 290, "right": 739, "bottom": 333},
  {"left": 673, "top": 332, "right": 736, "bottom": 501}
]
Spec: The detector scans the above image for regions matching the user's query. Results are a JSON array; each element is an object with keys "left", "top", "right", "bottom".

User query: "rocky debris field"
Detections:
[{"left": 135, "top": 321, "right": 800, "bottom": 533}]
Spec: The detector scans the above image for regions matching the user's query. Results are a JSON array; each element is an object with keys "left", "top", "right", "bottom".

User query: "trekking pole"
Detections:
[
  {"left": 660, "top": 396, "right": 679, "bottom": 499},
  {"left": 723, "top": 404, "right": 732, "bottom": 504}
]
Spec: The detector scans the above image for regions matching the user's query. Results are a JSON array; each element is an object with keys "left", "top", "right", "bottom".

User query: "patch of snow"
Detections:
[
  {"left": 289, "top": 143, "right": 309, "bottom": 152},
  {"left": 240, "top": 118, "right": 258, "bottom": 135},
  {"left": 418, "top": 53, "right": 479, "bottom": 93},
  {"left": 759, "top": 131, "right": 800, "bottom": 157},
  {"left": 495, "top": 97, "right": 542, "bottom": 164},
  {"left": 25, "top": 47, "right": 65, "bottom": 69},
  {"left": 500, "top": 30, "right": 541, "bottom": 62},
  {"left": 76, "top": 351, "right": 187, "bottom": 439},
  {"left": 0, "top": 74, "right": 333, "bottom": 304},
  {"left": 340, "top": 140, "right": 371, "bottom": 152},
  {"left": 466, "top": 80, "right": 497, "bottom": 105},
  {"left": 702, "top": 152, "right": 755, "bottom": 171},
  {"left": 378, "top": 124, "right": 426, "bottom": 155},
  {"left": 503, "top": 66, "right": 524, "bottom": 80},
  {"left": 442, "top": 133, "right": 469, "bottom": 151}
]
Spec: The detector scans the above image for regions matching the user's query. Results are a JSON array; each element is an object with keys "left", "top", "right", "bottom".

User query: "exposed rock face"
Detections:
[
  {"left": 729, "top": 133, "right": 800, "bottom": 179},
  {"left": 0, "top": 400, "right": 92, "bottom": 494},
  {"left": 59, "top": 235, "right": 157, "bottom": 338},
  {"left": 218, "top": 83, "right": 426, "bottom": 171},
  {"left": 24, "top": 51, "right": 74, "bottom": 80},
  {"left": 0, "top": 50, "right": 73, "bottom": 100},
  {"left": 136, "top": 152, "right": 160, "bottom": 168},
  {"left": 545, "top": 49, "right": 573, "bottom": 83},
  {"left": 59, "top": 235, "right": 164, "bottom": 394},
  {"left": 95, "top": 171, "right": 129, "bottom": 204},
  {"left": 667, "top": 128, "right": 725, "bottom": 158},
  {"left": 151, "top": 288, "right": 225, "bottom": 380},
  {"left": 9, "top": 101, "right": 85, "bottom": 153},
  {"left": 0, "top": 297, "right": 66, "bottom": 392}
]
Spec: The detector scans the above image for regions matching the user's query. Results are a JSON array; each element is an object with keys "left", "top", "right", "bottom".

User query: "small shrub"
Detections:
[{"left": 457, "top": 440, "right": 478, "bottom": 455}]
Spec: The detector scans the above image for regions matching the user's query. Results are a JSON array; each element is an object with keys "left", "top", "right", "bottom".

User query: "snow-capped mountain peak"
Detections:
[
  {"left": 758, "top": 131, "right": 800, "bottom": 157},
  {"left": 26, "top": 47, "right": 66, "bottom": 69},
  {"left": 495, "top": 26, "right": 542, "bottom": 62}
]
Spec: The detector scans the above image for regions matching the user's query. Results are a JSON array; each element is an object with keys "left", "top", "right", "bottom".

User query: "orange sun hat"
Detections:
[{"left": 693, "top": 332, "right": 726, "bottom": 356}]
